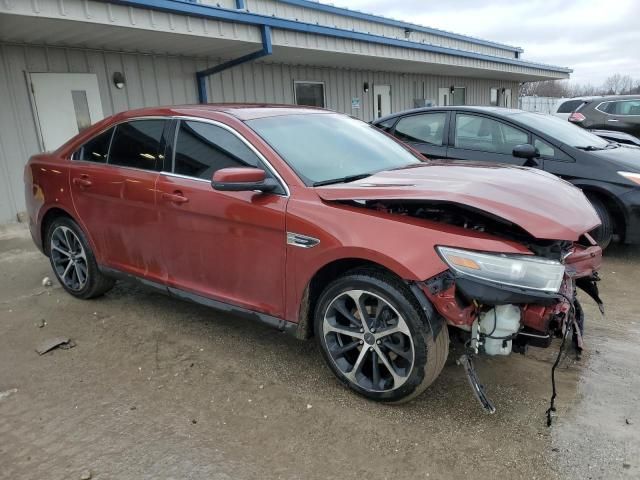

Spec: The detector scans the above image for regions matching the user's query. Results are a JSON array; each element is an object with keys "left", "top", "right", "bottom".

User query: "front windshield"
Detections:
[
  {"left": 514, "top": 112, "right": 609, "bottom": 149},
  {"left": 246, "top": 113, "right": 421, "bottom": 185}
]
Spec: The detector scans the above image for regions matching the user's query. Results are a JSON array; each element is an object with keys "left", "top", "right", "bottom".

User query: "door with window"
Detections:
[
  {"left": 30, "top": 73, "right": 104, "bottom": 151},
  {"left": 373, "top": 85, "right": 391, "bottom": 119},
  {"left": 392, "top": 112, "right": 449, "bottom": 159},
  {"left": 596, "top": 100, "right": 640, "bottom": 137},
  {"left": 156, "top": 119, "right": 288, "bottom": 317},
  {"left": 69, "top": 119, "right": 169, "bottom": 282},
  {"left": 447, "top": 113, "right": 534, "bottom": 166}
]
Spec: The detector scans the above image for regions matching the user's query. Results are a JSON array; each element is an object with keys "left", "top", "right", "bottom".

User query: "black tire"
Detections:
[
  {"left": 314, "top": 268, "right": 449, "bottom": 403},
  {"left": 46, "top": 217, "right": 115, "bottom": 299},
  {"left": 587, "top": 196, "right": 613, "bottom": 250}
]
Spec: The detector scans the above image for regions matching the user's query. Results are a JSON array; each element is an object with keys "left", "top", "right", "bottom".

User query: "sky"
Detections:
[{"left": 324, "top": 0, "right": 640, "bottom": 86}]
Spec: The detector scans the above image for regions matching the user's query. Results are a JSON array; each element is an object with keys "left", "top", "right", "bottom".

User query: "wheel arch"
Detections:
[
  {"left": 574, "top": 182, "right": 627, "bottom": 241},
  {"left": 295, "top": 257, "right": 416, "bottom": 340},
  {"left": 40, "top": 206, "right": 99, "bottom": 259}
]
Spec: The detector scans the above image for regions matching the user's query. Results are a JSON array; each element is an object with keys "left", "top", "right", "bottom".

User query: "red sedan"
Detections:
[{"left": 24, "top": 105, "right": 602, "bottom": 409}]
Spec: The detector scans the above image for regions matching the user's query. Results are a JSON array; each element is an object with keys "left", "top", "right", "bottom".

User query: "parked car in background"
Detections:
[
  {"left": 591, "top": 129, "right": 640, "bottom": 147},
  {"left": 553, "top": 97, "right": 593, "bottom": 120},
  {"left": 568, "top": 95, "right": 640, "bottom": 138},
  {"left": 373, "top": 106, "right": 640, "bottom": 248},
  {"left": 25, "top": 105, "right": 602, "bottom": 411}
]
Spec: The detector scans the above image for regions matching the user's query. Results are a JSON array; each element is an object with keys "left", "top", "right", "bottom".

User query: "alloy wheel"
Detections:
[
  {"left": 322, "top": 289, "right": 415, "bottom": 392},
  {"left": 50, "top": 226, "right": 89, "bottom": 292}
]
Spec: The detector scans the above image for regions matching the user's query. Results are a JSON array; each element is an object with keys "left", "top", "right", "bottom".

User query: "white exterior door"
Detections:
[
  {"left": 29, "top": 73, "right": 104, "bottom": 151},
  {"left": 373, "top": 84, "right": 391, "bottom": 118},
  {"left": 438, "top": 87, "right": 450, "bottom": 106}
]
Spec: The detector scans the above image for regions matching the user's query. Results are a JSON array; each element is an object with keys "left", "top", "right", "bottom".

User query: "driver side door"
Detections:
[
  {"left": 447, "top": 112, "right": 534, "bottom": 166},
  {"left": 156, "top": 119, "right": 289, "bottom": 318}
]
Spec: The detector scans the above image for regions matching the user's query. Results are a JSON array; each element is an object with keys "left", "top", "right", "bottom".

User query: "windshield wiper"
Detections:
[
  {"left": 313, "top": 173, "right": 372, "bottom": 187},
  {"left": 576, "top": 145, "right": 606, "bottom": 151}
]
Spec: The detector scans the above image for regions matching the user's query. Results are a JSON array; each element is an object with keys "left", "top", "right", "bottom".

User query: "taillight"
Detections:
[{"left": 569, "top": 112, "right": 586, "bottom": 123}]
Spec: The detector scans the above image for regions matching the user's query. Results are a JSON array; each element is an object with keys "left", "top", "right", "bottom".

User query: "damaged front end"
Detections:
[{"left": 421, "top": 237, "right": 603, "bottom": 418}]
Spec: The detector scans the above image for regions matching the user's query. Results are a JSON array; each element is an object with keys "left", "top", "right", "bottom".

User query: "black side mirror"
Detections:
[
  {"left": 211, "top": 167, "right": 278, "bottom": 193},
  {"left": 512, "top": 144, "right": 540, "bottom": 160}
]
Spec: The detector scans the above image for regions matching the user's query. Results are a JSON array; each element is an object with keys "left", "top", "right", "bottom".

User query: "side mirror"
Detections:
[
  {"left": 512, "top": 144, "right": 540, "bottom": 160},
  {"left": 212, "top": 167, "right": 278, "bottom": 193}
]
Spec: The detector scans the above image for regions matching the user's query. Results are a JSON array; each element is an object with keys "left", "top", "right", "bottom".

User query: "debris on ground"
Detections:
[
  {"left": 36, "top": 319, "right": 46, "bottom": 328},
  {"left": 80, "top": 469, "right": 92, "bottom": 480},
  {"left": 0, "top": 388, "right": 18, "bottom": 401},
  {"left": 306, "top": 404, "right": 312, "bottom": 410},
  {"left": 42, "top": 277, "right": 52, "bottom": 287},
  {"left": 626, "top": 418, "right": 633, "bottom": 425},
  {"left": 35, "top": 337, "right": 75, "bottom": 355}
]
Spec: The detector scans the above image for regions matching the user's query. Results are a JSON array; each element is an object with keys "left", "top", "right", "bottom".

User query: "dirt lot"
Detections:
[{"left": 1, "top": 223, "right": 638, "bottom": 480}]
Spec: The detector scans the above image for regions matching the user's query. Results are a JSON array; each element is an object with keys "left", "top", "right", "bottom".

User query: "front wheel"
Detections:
[
  {"left": 314, "top": 269, "right": 449, "bottom": 403},
  {"left": 587, "top": 196, "right": 613, "bottom": 249}
]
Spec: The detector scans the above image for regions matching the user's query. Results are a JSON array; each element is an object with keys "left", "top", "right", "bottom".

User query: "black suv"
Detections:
[
  {"left": 568, "top": 95, "right": 640, "bottom": 139},
  {"left": 372, "top": 106, "right": 640, "bottom": 249}
]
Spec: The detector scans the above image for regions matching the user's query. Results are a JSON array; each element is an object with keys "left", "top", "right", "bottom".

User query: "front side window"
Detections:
[
  {"left": 376, "top": 118, "right": 397, "bottom": 133},
  {"left": 247, "top": 113, "right": 421, "bottom": 185},
  {"left": 454, "top": 114, "right": 528, "bottom": 155},
  {"left": 174, "top": 121, "right": 260, "bottom": 179},
  {"left": 74, "top": 127, "right": 114, "bottom": 163},
  {"left": 534, "top": 138, "right": 556, "bottom": 157},
  {"left": 109, "top": 120, "right": 167, "bottom": 171},
  {"left": 394, "top": 113, "right": 446, "bottom": 146},
  {"left": 294, "top": 81, "right": 325, "bottom": 108}
]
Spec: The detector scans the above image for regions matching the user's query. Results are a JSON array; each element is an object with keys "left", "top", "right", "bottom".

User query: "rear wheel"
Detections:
[
  {"left": 314, "top": 269, "right": 448, "bottom": 403},
  {"left": 47, "top": 217, "right": 115, "bottom": 299},
  {"left": 587, "top": 196, "right": 613, "bottom": 249}
]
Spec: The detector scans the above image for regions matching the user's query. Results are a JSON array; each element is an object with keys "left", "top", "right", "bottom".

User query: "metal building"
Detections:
[{"left": 0, "top": 0, "right": 571, "bottom": 223}]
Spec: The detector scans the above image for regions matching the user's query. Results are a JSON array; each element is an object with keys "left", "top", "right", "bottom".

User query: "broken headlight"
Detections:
[{"left": 436, "top": 246, "right": 565, "bottom": 293}]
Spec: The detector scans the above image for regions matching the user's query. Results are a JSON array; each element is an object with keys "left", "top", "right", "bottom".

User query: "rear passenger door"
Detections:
[
  {"left": 596, "top": 100, "right": 640, "bottom": 137},
  {"left": 447, "top": 112, "right": 534, "bottom": 166},
  {"left": 392, "top": 112, "right": 449, "bottom": 159},
  {"left": 70, "top": 118, "right": 170, "bottom": 283}
]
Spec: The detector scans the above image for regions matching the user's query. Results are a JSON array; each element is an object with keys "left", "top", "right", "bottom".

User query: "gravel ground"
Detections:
[{"left": 0, "top": 223, "right": 638, "bottom": 480}]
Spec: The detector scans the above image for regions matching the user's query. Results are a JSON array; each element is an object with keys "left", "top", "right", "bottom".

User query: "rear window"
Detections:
[{"left": 556, "top": 100, "right": 584, "bottom": 113}]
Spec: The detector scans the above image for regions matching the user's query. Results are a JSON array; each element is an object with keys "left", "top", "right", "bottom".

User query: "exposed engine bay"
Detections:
[{"left": 350, "top": 199, "right": 605, "bottom": 421}]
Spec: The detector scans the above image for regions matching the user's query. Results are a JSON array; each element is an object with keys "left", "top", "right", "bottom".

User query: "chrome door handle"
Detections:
[
  {"left": 161, "top": 191, "right": 189, "bottom": 204},
  {"left": 607, "top": 119, "right": 619, "bottom": 122}
]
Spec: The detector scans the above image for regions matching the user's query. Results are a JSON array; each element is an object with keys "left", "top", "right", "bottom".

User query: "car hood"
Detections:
[
  {"left": 314, "top": 162, "right": 600, "bottom": 241},
  {"left": 588, "top": 144, "right": 640, "bottom": 170}
]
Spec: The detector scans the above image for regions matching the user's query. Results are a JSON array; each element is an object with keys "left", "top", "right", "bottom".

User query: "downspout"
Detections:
[{"left": 196, "top": 24, "right": 272, "bottom": 103}]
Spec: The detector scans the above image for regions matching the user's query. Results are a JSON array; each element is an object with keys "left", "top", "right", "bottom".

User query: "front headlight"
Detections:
[{"left": 436, "top": 246, "right": 565, "bottom": 293}]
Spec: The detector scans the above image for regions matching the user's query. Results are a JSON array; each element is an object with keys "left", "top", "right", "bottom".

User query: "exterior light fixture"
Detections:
[
  {"left": 363, "top": 82, "right": 369, "bottom": 93},
  {"left": 450, "top": 85, "right": 455, "bottom": 95},
  {"left": 113, "top": 72, "right": 126, "bottom": 89}
]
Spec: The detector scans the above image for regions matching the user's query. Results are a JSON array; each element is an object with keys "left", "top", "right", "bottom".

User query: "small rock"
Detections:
[
  {"left": 0, "top": 388, "right": 18, "bottom": 401},
  {"left": 42, "top": 277, "right": 52, "bottom": 287},
  {"left": 306, "top": 404, "right": 312, "bottom": 410},
  {"left": 80, "top": 470, "right": 92, "bottom": 480},
  {"left": 191, "top": 419, "right": 197, "bottom": 424},
  {"left": 626, "top": 418, "right": 633, "bottom": 425},
  {"left": 36, "top": 319, "right": 46, "bottom": 328},
  {"left": 623, "top": 463, "right": 631, "bottom": 469},
  {"left": 130, "top": 406, "right": 137, "bottom": 411}
]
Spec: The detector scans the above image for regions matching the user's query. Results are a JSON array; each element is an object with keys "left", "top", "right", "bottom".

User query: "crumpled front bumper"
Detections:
[{"left": 420, "top": 242, "right": 603, "bottom": 336}]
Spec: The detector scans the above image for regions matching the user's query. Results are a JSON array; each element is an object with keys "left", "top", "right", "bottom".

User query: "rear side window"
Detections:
[
  {"left": 174, "top": 121, "right": 261, "bottom": 179},
  {"left": 556, "top": 100, "right": 584, "bottom": 113},
  {"left": 74, "top": 127, "right": 114, "bottom": 163},
  {"left": 394, "top": 113, "right": 446, "bottom": 146},
  {"left": 109, "top": 120, "right": 167, "bottom": 171},
  {"left": 599, "top": 100, "right": 640, "bottom": 116}
]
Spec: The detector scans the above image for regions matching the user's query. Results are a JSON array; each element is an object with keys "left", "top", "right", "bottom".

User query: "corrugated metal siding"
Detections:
[
  {"left": 0, "top": 42, "right": 519, "bottom": 223},
  {"left": 238, "top": 0, "right": 518, "bottom": 58}
]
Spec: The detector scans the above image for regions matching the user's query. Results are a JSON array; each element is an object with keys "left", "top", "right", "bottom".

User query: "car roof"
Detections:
[
  {"left": 111, "top": 103, "right": 333, "bottom": 122},
  {"left": 374, "top": 106, "right": 526, "bottom": 123}
]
